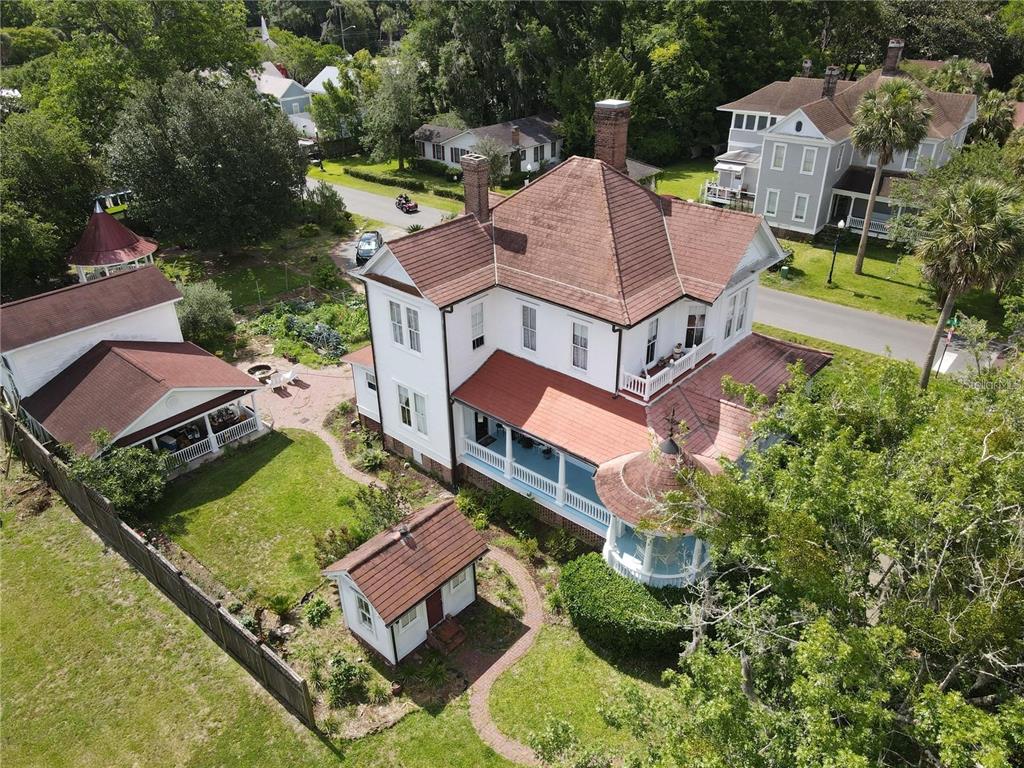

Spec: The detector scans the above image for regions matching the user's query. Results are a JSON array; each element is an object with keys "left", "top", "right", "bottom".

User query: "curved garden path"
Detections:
[
  {"left": 238, "top": 357, "right": 376, "bottom": 486},
  {"left": 465, "top": 549, "right": 544, "bottom": 767}
]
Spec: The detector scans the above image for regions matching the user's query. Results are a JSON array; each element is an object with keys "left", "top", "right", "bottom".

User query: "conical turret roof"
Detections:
[{"left": 67, "top": 204, "right": 158, "bottom": 267}]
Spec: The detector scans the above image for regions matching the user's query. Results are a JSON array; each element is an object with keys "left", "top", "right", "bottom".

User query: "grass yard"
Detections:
[
  {"left": 489, "top": 625, "right": 666, "bottom": 754},
  {"left": 754, "top": 322, "right": 883, "bottom": 373},
  {"left": 308, "top": 158, "right": 465, "bottom": 215},
  {"left": 1, "top": 476, "right": 338, "bottom": 768},
  {"left": 149, "top": 429, "right": 362, "bottom": 605},
  {"left": 761, "top": 238, "right": 1004, "bottom": 330},
  {"left": 657, "top": 158, "right": 716, "bottom": 201}
]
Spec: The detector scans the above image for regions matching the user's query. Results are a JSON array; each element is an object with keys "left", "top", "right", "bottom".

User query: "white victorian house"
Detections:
[{"left": 346, "top": 100, "right": 831, "bottom": 588}]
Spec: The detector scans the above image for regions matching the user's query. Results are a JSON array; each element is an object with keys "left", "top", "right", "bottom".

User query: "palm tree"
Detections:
[
  {"left": 923, "top": 57, "right": 986, "bottom": 96},
  {"left": 849, "top": 79, "right": 932, "bottom": 275},
  {"left": 915, "top": 179, "right": 1024, "bottom": 388},
  {"left": 969, "top": 89, "right": 1016, "bottom": 145}
]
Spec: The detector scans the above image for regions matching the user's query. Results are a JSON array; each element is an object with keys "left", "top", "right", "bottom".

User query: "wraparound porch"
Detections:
[{"left": 602, "top": 518, "right": 708, "bottom": 588}]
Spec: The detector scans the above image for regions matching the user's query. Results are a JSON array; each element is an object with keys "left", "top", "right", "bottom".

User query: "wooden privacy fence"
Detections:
[{"left": 1, "top": 410, "right": 316, "bottom": 729}]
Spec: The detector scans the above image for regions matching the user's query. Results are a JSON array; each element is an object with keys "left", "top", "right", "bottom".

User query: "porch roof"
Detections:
[
  {"left": 21, "top": 340, "right": 259, "bottom": 455},
  {"left": 453, "top": 350, "right": 652, "bottom": 466},
  {"left": 833, "top": 167, "right": 907, "bottom": 198}
]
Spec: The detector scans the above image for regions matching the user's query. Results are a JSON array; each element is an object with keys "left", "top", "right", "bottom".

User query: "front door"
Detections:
[
  {"left": 425, "top": 589, "right": 444, "bottom": 627},
  {"left": 475, "top": 412, "right": 489, "bottom": 442}
]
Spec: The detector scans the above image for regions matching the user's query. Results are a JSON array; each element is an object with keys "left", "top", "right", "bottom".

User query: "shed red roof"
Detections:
[
  {"left": 341, "top": 344, "right": 374, "bottom": 368},
  {"left": 21, "top": 340, "right": 259, "bottom": 455},
  {"left": 67, "top": 210, "right": 158, "bottom": 267},
  {"left": 323, "top": 500, "right": 488, "bottom": 625},
  {"left": 371, "top": 156, "right": 776, "bottom": 324},
  {"left": 0, "top": 267, "right": 181, "bottom": 352}
]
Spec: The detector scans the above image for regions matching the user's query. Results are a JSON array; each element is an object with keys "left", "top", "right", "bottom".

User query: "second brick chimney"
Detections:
[
  {"left": 461, "top": 153, "right": 491, "bottom": 224},
  {"left": 821, "top": 65, "right": 842, "bottom": 99},
  {"left": 594, "top": 99, "right": 630, "bottom": 173},
  {"left": 802, "top": 59, "right": 813, "bottom": 77},
  {"left": 882, "top": 38, "right": 905, "bottom": 76}
]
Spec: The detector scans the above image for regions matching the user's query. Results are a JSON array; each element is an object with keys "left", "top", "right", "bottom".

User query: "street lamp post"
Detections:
[
  {"left": 524, "top": 162, "right": 534, "bottom": 186},
  {"left": 340, "top": 24, "right": 355, "bottom": 51},
  {"left": 827, "top": 218, "right": 846, "bottom": 285}
]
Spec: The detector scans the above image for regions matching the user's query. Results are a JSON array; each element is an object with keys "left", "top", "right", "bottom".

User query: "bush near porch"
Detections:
[{"left": 147, "top": 428, "right": 363, "bottom": 606}]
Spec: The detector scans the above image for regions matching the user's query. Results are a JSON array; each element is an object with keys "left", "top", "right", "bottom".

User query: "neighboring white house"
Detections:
[
  {"left": 345, "top": 99, "right": 832, "bottom": 589},
  {"left": 0, "top": 267, "right": 266, "bottom": 471},
  {"left": 413, "top": 115, "right": 564, "bottom": 174},
  {"left": 707, "top": 39, "right": 979, "bottom": 238},
  {"left": 323, "top": 500, "right": 488, "bottom": 664}
]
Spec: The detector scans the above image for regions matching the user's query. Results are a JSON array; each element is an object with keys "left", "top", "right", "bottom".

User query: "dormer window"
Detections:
[{"left": 756, "top": 115, "right": 768, "bottom": 130}]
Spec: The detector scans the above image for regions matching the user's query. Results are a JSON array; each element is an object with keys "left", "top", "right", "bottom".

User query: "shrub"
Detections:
[
  {"left": 297, "top": 223, "right": 320, "bottom": 238},
  {"left": 343, "top": 167, "right": 427, "bottom": 191},
  {"left": 330, "top": 217, "right": 353, "bottom": 235},
  {"left": 314, "top": 259, "right": 343, "bottom": 289},
  {"left": 559, "top": 553, "right": 688, "bottom": 656},
  {"left": 353, "top": 443, "right": 387, "bottom": 472},
  {"left": 456, "top": 487, "right": 490, "bottom": 530},
  {"left": 313, "top": 525, "right": 359, "bottom": 568},
  {"left": 431, "top": 187, "right": 464, "bottom": 201},
  {"left": 545, "top": 528, "right": 579, "bottom": 561},
  {"left": 356, "top": 483, "right": 409, "bottom": 537},
  {"left": 519, "top": 536, "right": 540, "bottom": 563},
  {"left": 67, "top": 432, "right": 170, "bottom": 518},
  {"left": 241, "top": 613, "right": 262, "bottom": 637},
  {"left": 335, "top": 399, "right": 355, "bottom": 416},
  {"left": 303, "top": 181, "right": 347, "bottom": 226},
  {"left": 304, "top": 595, "right": 332, "bottom": 628},
  {"left": 325, "top": 653, "right": 370, "bottom": 708},
  {"left": 544, "top": 587, "right": 565, "bottom": 616},
  {"left": 486, "top": 486, "right": 534, "bottom": 537},
  {"left": 406, "top": 223, "right": 423, "bottom": 233},
  {"left": 175, "top": 280, "right": 236, "bottom": 348},
  {"left": 366, "top": 679, "right": 391, "bottom": 705},
  {"left": 265, "top": 593, "right": 293, "bottom": 621}
]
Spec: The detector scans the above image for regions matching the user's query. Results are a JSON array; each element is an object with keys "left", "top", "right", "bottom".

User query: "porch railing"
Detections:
[
  {"left": 620, "top": 337, "right": 715, "bottom": 401},
  {"left": 565, "top": 489, "right": 611, "bottom": 526},
  {"left": 511, "top": 461, "right": 558, "bottom": 499},
  {"left": 604, "top": 546, "right": 696, "bottom": 588},
  {"left": 701, "top": 181, "right": 755, "bottom": 211},
  {"left": 463, "top": 437, "right": 507, "bottom": 473},
  {"left": 168, "top": 437, "right": 213, "bottom": 469},
  {"left": 215, "top": 416, "right": 258, "bottom": 448},
  {"left": 847, "top": 215, "right": 891, "bottom": 237}
]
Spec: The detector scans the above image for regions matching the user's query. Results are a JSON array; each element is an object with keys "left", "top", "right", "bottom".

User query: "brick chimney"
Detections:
[
  {"left": 593, "top": 99, "right": 630, "bottom": 173},
  {"left": 882, "top": 38, "right": 905, "bottom": 76},
  {"left": 511, "top": 125, "right": 520, "bottom": 147},
  {"left": 461, "top": 153, "right": 490, "bottom": 224},
  {"left": 802, "top": 59, "right": 812, "bottom": 77},
  {"left": 821, "top": 65, "right": 842, "bottom": 99}
]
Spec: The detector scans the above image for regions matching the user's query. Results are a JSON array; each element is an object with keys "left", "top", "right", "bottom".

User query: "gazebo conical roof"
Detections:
[{"left": 67, "top": 205, "right": 158, "bottom": 267}]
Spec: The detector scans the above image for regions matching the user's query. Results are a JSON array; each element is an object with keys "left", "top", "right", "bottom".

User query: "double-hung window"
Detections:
[
  {"left": 724, "top": 293, "right": 738, "bottom": 339},
  {"left": 550, "top": 141, "right": 557, "bottom": 158},
  {"left": 432, "top": 143, "right": 444, "bottom": 161},
  {"left": 450, "top": 146, "right": 466, "bottom": 164},
  {"left": 533, "top": 144, "right": 545, "bottom": 163},
  {"left": 521, "top": 305, "right": 537, "bottom": 351},
  {"left": 356, "top": 595, "right": 373, "bottom": 628},
  {"left": 686, "top": 312, "right": 706, "bottom": 348},
  {"left": 416, "top": 140, "right": 426, "bottom": 157},
  {"left": 470, "top": 303, "right": 485, "bottom": 349},
  {"left": 406, "top": 307, "right": 421, "bottom": 352},
  {"left": 835, "top": 144, "right": 845, "bottom": 170},
  {"left": 397, "top": 604, "right": 418, "bottom": 630},
  {"left": 413, "top": 393, "right": 427, "bottom": 435},
  {"left": 449, "top": 568, "right": 468, "bottom": 590},
  {"left": 800, "top": 146, "right": 817, "bottom": 175},
  {"left": 571, "top": 322, "right": 588, "bottom": 370},
  {"left": 770, "top": 143, "right": 786, "bottom": 170},
  {"left": 764, "top": 188, "right": 780, "bottom": 217},
  {"left": 736, "top": 287, "right": 749, "bottom": 330},
  {"left": 389, "top": 301, "right": 404, "bottom": 345},
  {"left": 366, "top": 371, "right": 377, "bottom": 391},
  {"left": 645, "top": 318, "right": 659, "bottom": 365},
  {"left": 793, "top": 193, "right": 809, "bottom": 222},
  {"left": 744, "top": 114, "right": 756, "bottom": 130},
  {"left": 733, "top": 113, "right": 743, "bottom": 129},
  {"left": 756, "top": 115, "right": 768, "bottom": 130}
]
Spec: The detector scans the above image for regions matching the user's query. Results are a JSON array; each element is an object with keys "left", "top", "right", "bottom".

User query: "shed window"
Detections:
[
  {"left": 471, "top": 303, "right": 484, "bottom": 349},
  {"left": 450, "top": 568, "right": 468, "bottom": 590},
  {"left": 398, "top": 604, "right": 418, "bottom": 630},
  {"left": 356, "top": 595, "right": 373, "bottom": 628},
  {"left": 366, "top": 371, "right": 377, "bottom": 391}
]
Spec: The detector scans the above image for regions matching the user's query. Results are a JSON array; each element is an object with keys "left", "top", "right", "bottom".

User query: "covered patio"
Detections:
[{"left": 830, "top": 168, "right": 905, "bottom": 239}]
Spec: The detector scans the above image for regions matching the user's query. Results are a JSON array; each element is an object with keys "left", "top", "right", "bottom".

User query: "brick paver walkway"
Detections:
[{"left": 464, "top": 549, "right": 544, "bottom": 767}]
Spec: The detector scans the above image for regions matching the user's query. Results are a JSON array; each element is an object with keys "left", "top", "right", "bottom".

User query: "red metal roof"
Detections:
[
  {"left": 373, "top": 156, "right": 773, "bottom": 324},
  {"left": 323, "top": 500, "right": 488, "bottom": 625},
  {"left": 0, "top": 267, "right": 181, "bottom": 352},
  {"left": 67, "top": 210, "right": 158, "bottom": 267},
  {"left": 20, "top": 340, "right": 259, "bottom": 455}
]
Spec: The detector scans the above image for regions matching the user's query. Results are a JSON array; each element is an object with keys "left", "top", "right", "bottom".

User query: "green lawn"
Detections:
[
  {"left": 656, "top": 158, "right": 716, "bottom": 201},
  {"left": 754, "top": 322, "right": 883, "bottom": 373},
  {"left": 490, "top": 625, "right": 666, "bottom": 754},
  {"left": 1, "top": 483, "right": 339, "bottom": 768},
  {"left": 761, "top": 237, "right": 1004, "bottom": 329},
  {"left": 149, "top": 429, "right": 362, "bottom": 605},
  {"left": 309, "top": 157, "right": 464, "bottom": 215}
]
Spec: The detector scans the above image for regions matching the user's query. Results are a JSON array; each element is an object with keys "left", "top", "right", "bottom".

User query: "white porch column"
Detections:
[
  {"left": 204, "top": 412, "right": 221, "bottom": 453},
  {"left": 249, "top": 392, "right": 262, "bottom": 427},
  {"left": 150, "top": 437, "right": 158, "bottom": 450},
  {"left": 504, "top": 425, "right": 513, "bottom": 478},
  {"left": 556, "top": 451, "right": 566, "bottom": 505},
  {"left": 606, "top": 517, "right": 618, "bottom": 547},
  {"left": 641, "top": 535, "right": 655, "bottom": 577},
  {"left": 75, "top": 265, "right": 86, "bottom": 283},
  {"left": 692, "top": 538, "right": 704, "bottom": 571}
]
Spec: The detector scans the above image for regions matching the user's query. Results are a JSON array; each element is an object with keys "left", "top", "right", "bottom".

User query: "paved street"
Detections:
[
  {"left": 756, "top": 287, "right": 966, "bottom": 372},
  {"left": 306, "top": 176, "right": 447, "bottom": 229}
]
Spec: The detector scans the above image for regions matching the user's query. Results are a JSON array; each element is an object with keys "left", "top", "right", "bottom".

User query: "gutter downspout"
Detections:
[
  {"left": 362, "top": 286, "right": 385, "bottom": 436},
  {"left": 441, "top": 305, "right": 458, "bottom": 487},
  {"left": 612, "top": 325, "right": 623, "bottom": 398},
  {"left": 390, "top": 622, "right": 399, "bottom": 665}
]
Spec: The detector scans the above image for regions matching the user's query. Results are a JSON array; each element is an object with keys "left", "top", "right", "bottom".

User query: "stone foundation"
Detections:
[
  {"left": 458, "top": 464, "right": 605, "bottom": 549},
  {"left": 382, "top": 434, "right": 454, "bottom": 485},
  {"left": 358, "top": 413, "right": 381, "bottom": 433}
]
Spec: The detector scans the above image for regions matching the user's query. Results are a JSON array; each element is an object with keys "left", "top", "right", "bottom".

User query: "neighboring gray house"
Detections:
[
  {"left": 706, "top": 40, "right": 978, "bottom": 239},
  {"left": 253, "top": 61, "right": 312, "bottom": 116}
]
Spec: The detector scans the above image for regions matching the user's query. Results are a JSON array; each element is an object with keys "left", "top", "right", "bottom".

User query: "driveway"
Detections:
[
  {"left": 756, "top": 287, "right": 967, "bottom": 373},
  {"left": 306, "top": 177, "right": 447, "bottom": 229}
]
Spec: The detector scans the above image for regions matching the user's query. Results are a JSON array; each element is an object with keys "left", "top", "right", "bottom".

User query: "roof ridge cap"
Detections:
[
  {"left": 329, "top": 500, "right": 455, "bottom": 574},
  {"left": 660, "top": 193, "right": 686, "bottom": 299},
  {"left": 106, "top": 341, "right": 170, "bottom": 386},
  {"left": 598, "top": 163, "right": 630, "bottom": 325},
  {"left": 0, "top": 265, "right": 154, "bottom": 308}
]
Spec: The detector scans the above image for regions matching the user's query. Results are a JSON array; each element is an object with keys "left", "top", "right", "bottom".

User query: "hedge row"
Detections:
[
  {"left": 559, "top": 552, "right": 689, "bottom": 657},
  {"left": 411, "top": 157, "right": 460, "bottom": 180},
  {"left": 342, "top": 166, "right": 465, "bottom": 202}
]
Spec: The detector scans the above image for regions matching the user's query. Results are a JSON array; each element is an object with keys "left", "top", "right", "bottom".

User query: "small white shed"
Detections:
[{"left": 323, "top": 500, "right": 488, "bottom": 664}]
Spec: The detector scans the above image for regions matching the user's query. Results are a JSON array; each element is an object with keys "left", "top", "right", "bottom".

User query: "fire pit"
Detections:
[{"left": 247, "top": 363, "right": 276, "bottom": 384}]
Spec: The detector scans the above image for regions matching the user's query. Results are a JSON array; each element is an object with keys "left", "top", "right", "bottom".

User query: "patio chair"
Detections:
[
  {"left": 267, "top": 371, "right": 284, "bottom": 389},
  {"left": 280, "top": 369, "right": 297, "bottom": 386}
]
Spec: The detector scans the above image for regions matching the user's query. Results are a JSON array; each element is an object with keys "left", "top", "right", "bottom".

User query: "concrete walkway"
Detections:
[
  {"left": 463, "top": 549, "right": 543, "bottom": 767},
  {"left": 306, "top": 176, "right": 447, "bottom": 229},
  {"left": 755, "top": 287, "right": 966, "bottom": 372},
  {"left": 239, "top": 357, "right": 376, "bottom": 486}
]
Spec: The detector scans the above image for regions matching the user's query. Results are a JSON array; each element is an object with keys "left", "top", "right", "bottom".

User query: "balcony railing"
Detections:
[
  {"left": 565, "top": 489, "right": 611, "bottom": 527},
  {"left": 620, "top": 337, "right": 715, "bottom": 402},
  {"left": 463, "top": 438, "right": 506, "bottom": 472},
  {"left": 511, "top": 461, "right": 558, "bottom": 499},
  {"left": 701, "top": 181, "right": 755, "bottom": 211}
]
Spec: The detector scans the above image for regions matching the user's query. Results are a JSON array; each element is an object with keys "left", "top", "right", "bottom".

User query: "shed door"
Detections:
[{"left": 425, "top": 589, "right": 444, "bottom": 627}]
